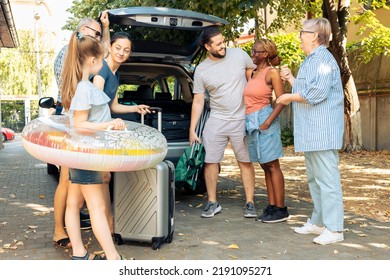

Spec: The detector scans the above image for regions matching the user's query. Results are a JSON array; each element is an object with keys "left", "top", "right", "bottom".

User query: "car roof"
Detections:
[{"left": 107, "top": 7, "right": 229, "bottom": 64}]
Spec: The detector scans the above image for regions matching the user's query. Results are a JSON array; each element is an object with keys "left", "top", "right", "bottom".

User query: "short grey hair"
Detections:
[
  {"left": 303, "top": 18, "right": 331, "bottom": 47},
  {"left": 76, "top": 18, "right": 99, "bottom": 31}
]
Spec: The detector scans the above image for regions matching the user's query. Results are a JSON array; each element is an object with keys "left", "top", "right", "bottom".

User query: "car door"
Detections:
[{"left": 107, "top": 6, "right": 229, "bottom": 66}]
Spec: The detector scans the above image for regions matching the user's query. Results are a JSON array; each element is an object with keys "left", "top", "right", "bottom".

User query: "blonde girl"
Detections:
[{"left": 61, "top": 31, "right": 125, "bottom": 260}]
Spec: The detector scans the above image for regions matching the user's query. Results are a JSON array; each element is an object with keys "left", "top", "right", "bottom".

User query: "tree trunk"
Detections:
[{"left": 322, "top": 0, "right": 363, "bottom": 151}]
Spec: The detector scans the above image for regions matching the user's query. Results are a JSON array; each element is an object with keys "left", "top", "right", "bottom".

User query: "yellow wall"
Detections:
[
  {"left": 265, "top": 3, "right": 390, "bottom": 42},
  {"left": 347, "top": 3, "right": 390, "bottom": 43}
]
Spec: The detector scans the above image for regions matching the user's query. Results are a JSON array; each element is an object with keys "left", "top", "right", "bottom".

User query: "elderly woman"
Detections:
[{"left": 277, "top": 18, "right": 344, "bottom": 245}]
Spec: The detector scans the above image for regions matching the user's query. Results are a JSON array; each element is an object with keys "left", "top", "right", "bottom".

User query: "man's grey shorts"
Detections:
[{"left": 202, "top": 117, "right": 250, "bottom": 163}]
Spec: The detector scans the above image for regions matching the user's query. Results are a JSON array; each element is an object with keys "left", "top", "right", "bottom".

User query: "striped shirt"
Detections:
[
  {"left": 53, "top": 45, "right": 68, "bottom": 102},
  {"left": 292, "top": 45, "right": 344, "bottom": 152}
]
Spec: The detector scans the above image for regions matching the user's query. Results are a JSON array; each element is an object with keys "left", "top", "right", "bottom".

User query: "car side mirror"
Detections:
[{"left": 39, "top": 97, "right": 55, "bottom": 109}]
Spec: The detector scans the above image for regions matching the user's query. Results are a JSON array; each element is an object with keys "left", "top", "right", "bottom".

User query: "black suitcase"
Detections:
[
  {"left": 149, "top": 112, "right": 190, "bottom": 141},
  {"left": 113, "top": 108, "right": 175, "bottom": 250}
]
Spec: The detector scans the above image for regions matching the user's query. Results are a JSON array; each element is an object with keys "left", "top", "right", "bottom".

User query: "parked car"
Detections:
[
  {"left": 1, "top": 127, "right": 15, "bottom": 142},
  {"left": 39, "top": 7, "right": 227, "bottom": 188},
  {"left": 107, "top": 6, "right": 228, "bottom": 164}
]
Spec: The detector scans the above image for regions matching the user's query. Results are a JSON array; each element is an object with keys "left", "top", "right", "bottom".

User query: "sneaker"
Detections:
[
  {"left": 294, "top": 218, "right": 325, "bottom": 235},
  {"left": 243, "top": 202, "right": 257, "bottom": 218},
  {"left": 64, "top": 219, "right": 92, "bottom": 231},
  {"left": 80, "top": 219, "right": 92, "bottom": 230},
  {"left": 80, "top": 211, "right": 90, "bottom": 221},
  {"left": 313, "top": 228, "right": 344, "bottom": 245},
  {"left": 201, "top": 201, "right": 222, "bottom": 218},
  {"left": 261, "top": 206, "right": 289, "bottom": 223},
  {"left": 255, "top": 205, "right": 275, "bottom": 221}
]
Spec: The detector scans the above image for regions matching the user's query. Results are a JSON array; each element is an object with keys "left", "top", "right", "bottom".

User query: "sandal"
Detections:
[
  {"left": 94, "top": 252, "right": 107, "bottom": 260},
  {"left": 72, "top": 252, "right": 106, "bottom": 260},
  {"left": 53, "top": 238, "right": 72, "bottom": 249},
  {"left": 120, "top": 255, "right": 135, "bottom": 260}
]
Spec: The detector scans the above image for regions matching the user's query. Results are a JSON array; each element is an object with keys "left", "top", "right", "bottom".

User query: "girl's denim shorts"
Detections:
[{"left": 69, "top": 168, "right": 104, "bottom": 185}]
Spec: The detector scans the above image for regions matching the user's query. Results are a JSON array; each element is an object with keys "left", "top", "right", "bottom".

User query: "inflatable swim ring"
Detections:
[{"left": 21, "top": 115, "right": 167, "bottom": 172}]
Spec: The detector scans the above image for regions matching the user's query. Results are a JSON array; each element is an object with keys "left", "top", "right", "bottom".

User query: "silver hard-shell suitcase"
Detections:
[{"left": 113, "top": 108, "right": 175, "bottom": 250}]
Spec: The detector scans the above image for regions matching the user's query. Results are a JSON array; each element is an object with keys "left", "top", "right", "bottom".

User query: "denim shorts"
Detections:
[
  {"left": 245, "top": 105, "right": 283, "bottom": 164},
  {"left": 69, "top": 168, "right": 104, "bottom": 184}
]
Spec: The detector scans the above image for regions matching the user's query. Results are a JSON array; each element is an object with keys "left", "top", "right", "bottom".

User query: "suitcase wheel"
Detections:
[
  {"left": 113, "top": 233, "right": 123, "bottom": 245},
  {"left": 166, "top": 231, "right": 174, "bottom": 243},
  {"left": 152, "top": 242, "right": 161, "bottom": 250}
]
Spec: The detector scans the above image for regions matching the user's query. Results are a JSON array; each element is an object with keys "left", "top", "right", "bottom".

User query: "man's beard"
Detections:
[{"left": 209, "top": 48, "right": 226, "bottom": 59}]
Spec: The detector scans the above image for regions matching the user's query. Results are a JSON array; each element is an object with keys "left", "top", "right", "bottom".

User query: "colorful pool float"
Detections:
[{"left": 21, "top": 115, "right": 167, "bottom": 171}]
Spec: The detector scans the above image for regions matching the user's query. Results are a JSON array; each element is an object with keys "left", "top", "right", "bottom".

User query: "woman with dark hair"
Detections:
[
  {"left": 243, "top": 39, "right": 288, "bottom": 223},
  {"left": 278, "top": 18, "right": 345, "bottom": 245},
  {"left": 93, "top": 31, "right": 150, "bottom": 113},
  {"left": 93, "top": 32, "right": 150, "bottom": 234}
]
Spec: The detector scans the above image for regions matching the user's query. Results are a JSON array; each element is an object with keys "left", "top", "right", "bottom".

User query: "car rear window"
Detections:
[{"left": 111, "top": 25, "right": 202, "bottom": 56}]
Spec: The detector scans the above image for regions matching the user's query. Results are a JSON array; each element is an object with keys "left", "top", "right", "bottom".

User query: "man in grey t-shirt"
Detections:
[{"left": 190, "top": 27, "right": 257, "bottom": 218}]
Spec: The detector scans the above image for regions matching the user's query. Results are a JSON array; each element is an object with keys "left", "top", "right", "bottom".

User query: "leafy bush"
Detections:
[
  {"left": 269, "top": 33, "right": 305, "bottom": 70},
  {"left": 281, "top": 126, "right": 294, "bottom": 147},
  {"left": 1, "top": 100, "right": 38, "bottom": 132}
]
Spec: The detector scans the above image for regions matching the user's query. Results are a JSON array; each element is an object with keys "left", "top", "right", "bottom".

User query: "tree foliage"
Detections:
[
  {"left": 65, "top": 0, "right": 310, "bottom": 42},
  {"left": 269, "top": 33, "right": 305, "bottom": 69},
  {"left": 0, "top": 100, "right": 39, "bottom": 133},
  {"left": 349, "top": 0, "right": 390, "bottom": 62},
  {"left": 0, "top": 30, "right": 54, "bottom": 97},
  {"left": 64, "top": 0, "right": 389, "bottom": 63}
]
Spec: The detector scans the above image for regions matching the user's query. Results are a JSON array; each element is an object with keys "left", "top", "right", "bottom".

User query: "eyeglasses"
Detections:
[
  {"left": 300, "top": 30, "right": 316, "bottom": 37},
  {"left": 84, "top": 26, "right": 102, "bottom": 39},
  {"left": 251, "top": 49, "right": 267, "bottom": 55}
]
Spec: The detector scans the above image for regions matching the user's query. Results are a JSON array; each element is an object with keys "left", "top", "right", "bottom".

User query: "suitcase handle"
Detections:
[
  {"left": 141, "top": 107, "right": 163, "bottom": 132},
  {"left": 148, "top": 107, "right": 162, "bottom": 113}
]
